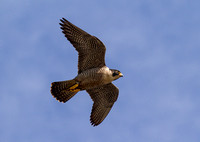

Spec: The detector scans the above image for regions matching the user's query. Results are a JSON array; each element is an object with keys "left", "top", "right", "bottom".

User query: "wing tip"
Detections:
[
  {"left": 60, "top": 17, "right": 69, "bottom": 24},
  {"left": 90, "top": 110, "right": 104, "bottom": 127},
  {"left": 59, "top": 18, "right": 72, "bottom": 31},
  {"left": 60, "top": 17, "right": 66, "bottom": 22},
  {"left": 90, "top": 118, "right": 100, "bottom": 127},
  {"left": 59, "top": 23, "right": 64, "bottom": 26}
]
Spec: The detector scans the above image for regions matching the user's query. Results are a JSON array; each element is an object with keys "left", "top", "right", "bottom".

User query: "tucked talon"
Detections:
[
  {"left": 69, "top": 82, "right": 79, "bottom": 90},
  {"left": 68, "top": 82, "right": 80, "bottom": 92},
  {"left": 70, "top": 88, "right": 81, "bottom": 92}
]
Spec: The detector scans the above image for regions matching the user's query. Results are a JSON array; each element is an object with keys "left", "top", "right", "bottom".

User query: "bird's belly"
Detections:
[
  {"left": 79, "top": 78, "right": 105, "bottom": 90},
  {"left": 75, "top": 67, "right": 112, "bottom": 90}
]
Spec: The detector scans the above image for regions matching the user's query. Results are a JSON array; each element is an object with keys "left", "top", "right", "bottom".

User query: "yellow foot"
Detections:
[
  {"left": 69, "top": 82, "right": 80, "bottom": 92},
  {"left": 69, "top": 83, "right": 79, "bottom": 90},
  {"left": 70, "top": 88, "right": 80, "bottom": 92}
]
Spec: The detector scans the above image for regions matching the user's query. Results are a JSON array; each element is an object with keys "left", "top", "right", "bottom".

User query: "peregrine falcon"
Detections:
[{"left": 51, "top": 18, "right": 123, "bottom": 126}]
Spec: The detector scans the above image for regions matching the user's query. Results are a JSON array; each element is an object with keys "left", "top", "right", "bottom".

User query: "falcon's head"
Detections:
[{"left": 110, "top": 69, "right": 123, "bottom": 80}]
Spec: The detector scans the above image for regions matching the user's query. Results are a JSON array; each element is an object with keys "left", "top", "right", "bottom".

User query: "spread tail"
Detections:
[{"left": 51, "top": 79, "right": 80, "bottom": 103}]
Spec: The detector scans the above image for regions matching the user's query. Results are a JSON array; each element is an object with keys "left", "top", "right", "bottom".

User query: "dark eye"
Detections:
[{"left": 112, "top": 72, "right": 118, "bottom": 76}]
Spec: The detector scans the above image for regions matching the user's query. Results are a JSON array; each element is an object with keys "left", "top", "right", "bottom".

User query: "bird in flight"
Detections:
[{"left": 51, "top": 18, "right": 123, "bottom": 126}]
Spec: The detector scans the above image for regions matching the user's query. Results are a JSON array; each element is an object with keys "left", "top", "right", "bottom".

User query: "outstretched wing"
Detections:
[
  {"left": 86, "top": 83, "right": 119, "bottom": 126},
  {"left": 60, "top": 18, "right": 106, "bottom": 74}
]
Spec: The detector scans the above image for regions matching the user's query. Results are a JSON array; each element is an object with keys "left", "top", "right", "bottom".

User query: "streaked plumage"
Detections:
[{"left": 51, "top": 18, "right": 123, "bottom": 126}]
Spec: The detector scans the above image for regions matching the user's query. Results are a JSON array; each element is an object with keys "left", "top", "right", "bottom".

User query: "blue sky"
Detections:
[{"left": 1, "top": 0, "right": 200, "bottom": 141}]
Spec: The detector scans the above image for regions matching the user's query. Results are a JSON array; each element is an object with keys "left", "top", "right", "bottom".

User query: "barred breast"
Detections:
[{"left": 75, "top": 66, "right": 112, "bottom": 89}]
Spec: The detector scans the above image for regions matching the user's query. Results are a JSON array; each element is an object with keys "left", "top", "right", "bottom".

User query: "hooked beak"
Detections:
[{"left": 119, "top": 72, "right": 123, "bottom": 77}]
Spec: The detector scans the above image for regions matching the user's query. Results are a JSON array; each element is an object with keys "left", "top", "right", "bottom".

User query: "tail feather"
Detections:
[{"left": 51, "top": 79, "right": 78, "bottom": 103}]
